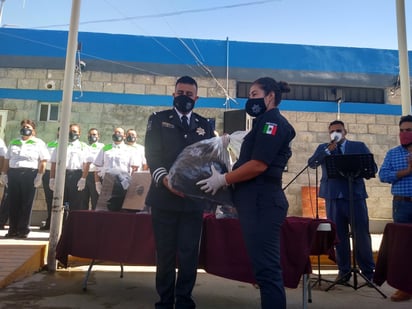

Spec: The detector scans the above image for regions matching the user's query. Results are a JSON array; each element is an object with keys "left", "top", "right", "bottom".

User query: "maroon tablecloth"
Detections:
[
  {"left": 374, "top": 223, "right": 412, "bottom": 294},
  {"left": 201, "top": 215, "right": 337, "bottom": 288},
  {"left": 56, "top": 211, "right": 336, "bottom": 289},
  {"left": 56, "top": 211, "right": 156, "bottom": 266}
]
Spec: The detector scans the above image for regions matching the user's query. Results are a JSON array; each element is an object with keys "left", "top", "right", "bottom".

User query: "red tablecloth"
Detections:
[
  {"left": 374, "top": 223, "right": 412, "bottom": 294},
  {"left": 56, "top": 211, "right": 336, "bottom": 289}
]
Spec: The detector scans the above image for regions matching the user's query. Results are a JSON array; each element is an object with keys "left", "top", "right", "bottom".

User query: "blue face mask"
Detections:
[{"left": 245, "top": 98, "right": 267, "bottom": 117}]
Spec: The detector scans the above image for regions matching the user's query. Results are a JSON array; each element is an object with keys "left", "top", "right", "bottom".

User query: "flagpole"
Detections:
[
  {"left": 396, "top": 0, "right": 411, "bottom": 115},
  {"left": 47, "top": 0, "right": 82, "bottom": 272}
]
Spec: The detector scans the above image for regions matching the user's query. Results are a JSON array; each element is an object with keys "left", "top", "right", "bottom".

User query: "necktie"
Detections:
[
  {"left": 181, "top": 115, "right": 189, "bottom": 131},
  {"left": 337, "top": 144, "right": 343, "bottom": 154}
]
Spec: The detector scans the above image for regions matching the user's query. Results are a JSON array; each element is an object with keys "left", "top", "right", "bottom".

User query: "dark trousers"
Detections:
[
  {"left": 151, "top": 207, "right": 203, "bottom": 309},
  {"left": 42, "top": 170, "right": 53, "bottom": 227},
  {"left": 234, "top": 181, "right": 288, "bottom": 309},
  {"left": 64, "top": 170, "right": 86, "bottom": 211},
  {"left": 0, "top": 187, "right": 9, "bottom": 226},
  {"left": 325, "top": 198, "right": 375, "bottom": 279},
  {"left": 81, "top": 171, "right": 99, "bottom": 210},
  {"left": 8, "top": 168, "right": 37, "bottom": 235}
]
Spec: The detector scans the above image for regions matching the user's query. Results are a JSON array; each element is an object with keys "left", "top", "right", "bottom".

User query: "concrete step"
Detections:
[{"left": 0, "top": 228, "right": 48, "bottom": 289}]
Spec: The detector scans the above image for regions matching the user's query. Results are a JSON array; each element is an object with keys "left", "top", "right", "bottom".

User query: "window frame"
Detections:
[{"left": 38, "top": 102, "right": 60, "bottom": 122}]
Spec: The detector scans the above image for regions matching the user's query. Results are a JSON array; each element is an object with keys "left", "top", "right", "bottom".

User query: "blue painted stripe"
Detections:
[
  {"left": 0, "top": 88, "right": 401, "bottom": 115},
  {"left": 1, "top": 28, "right": 409, "bottom": 75}
]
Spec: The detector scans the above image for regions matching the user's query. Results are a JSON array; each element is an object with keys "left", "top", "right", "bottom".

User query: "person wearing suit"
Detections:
[
  {"left": 144, "top": 76, "right": 214, "bottom": 309},
  {"left": 308, "top": 120, "right": 376, "bottom": 284}
]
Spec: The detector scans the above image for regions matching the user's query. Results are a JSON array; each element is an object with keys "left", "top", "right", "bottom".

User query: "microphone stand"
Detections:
[
  {"left": 310, "top": 163, "right": 334, "bottom": 291},
  {"left": 282, "top": 163, "right": 309, "bottom": 191},
  {"left": 283, "top": 150, "right": 324, "bottom": 191}
]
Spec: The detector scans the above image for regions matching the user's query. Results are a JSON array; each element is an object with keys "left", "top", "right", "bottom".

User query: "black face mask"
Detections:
[
  {"left": 126, "top": 135, "right": 136, "bottom": 143},
  {"left": 112, "top": 134, "right": 123, "bottom": 142},
  {"left": 69, "top": 132, "right": 79, "bottom": 142},
  {"left": 20, "top": 128, "right": 32, "bottom": 136},
  {"left": 88, "top": 135, "right": 98, "bottom": 144},
  {"left": 173, "top": 95, "right": 195, "bottom": 114},
  {"left": 245, "top": 98, "right": 267, "bottom": 117}
]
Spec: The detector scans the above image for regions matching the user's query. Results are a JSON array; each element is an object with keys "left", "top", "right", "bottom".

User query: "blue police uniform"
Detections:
[
  {"left": 145, "top": 108, "right": 214, "bottom": 309},
  {"left": 232, "top": 108, "right": 295, "bottom": 309}
]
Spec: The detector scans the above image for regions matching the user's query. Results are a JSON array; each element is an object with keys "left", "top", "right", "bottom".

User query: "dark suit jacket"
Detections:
[
  {"left": 307, "top": 140, "right": 377, "bottom": 200},
  {"left": 144, "top": 108, "right": 214, "bottom": 212}
]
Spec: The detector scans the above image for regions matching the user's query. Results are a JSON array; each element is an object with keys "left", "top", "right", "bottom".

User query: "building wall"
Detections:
[{"left": 0, "top": 67, "right": 399, "bottom": 226}]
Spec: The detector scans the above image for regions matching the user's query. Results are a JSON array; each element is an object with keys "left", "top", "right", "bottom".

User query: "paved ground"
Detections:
[
  {"left": 1, "top": 228, "right": 411, "bottom": 308},
  {"left": 0, "top": 263, "right": 410, "bottom": 309}
]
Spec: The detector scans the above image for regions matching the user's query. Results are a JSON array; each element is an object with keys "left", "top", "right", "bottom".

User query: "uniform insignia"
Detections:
[
  {"left": 196, "top": 127, "right": 206, "bottom": 136},
  {"left": 263, "top": 122, "right": 278, "bottom": 135},
  {"left": 147, "top": 119, "right": 152, "bottom": 131},
  {"left": 162, "top": 122, "right": 175, "bottom": 129}
]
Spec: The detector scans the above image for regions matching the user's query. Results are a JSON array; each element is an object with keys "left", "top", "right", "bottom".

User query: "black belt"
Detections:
[
  {"left": 66, "top": 169, "right": 82, "bottom": 174},
  {"left": 393, "top": 195, "right": 412, "bottom": 202},
  {"left": 259, "top": 175, "right": 281, "bottom": 186}
]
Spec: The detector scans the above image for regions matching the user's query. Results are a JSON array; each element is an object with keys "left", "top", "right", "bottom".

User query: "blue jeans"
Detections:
[{"left": 392, "top": 199, "right": 412, "bottom": 223}]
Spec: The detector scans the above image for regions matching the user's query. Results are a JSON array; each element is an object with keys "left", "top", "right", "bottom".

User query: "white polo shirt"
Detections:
[{"left": 6, "top": 137, "right": 50, "bottom": 169}]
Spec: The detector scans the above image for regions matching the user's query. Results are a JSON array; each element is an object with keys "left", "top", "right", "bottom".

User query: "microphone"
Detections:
[
  {"left": 331, "top": 135, "right": 339, "bottom": 143},
  {"left": 327, "top": 135, "right": 339, "bottom": 146}
]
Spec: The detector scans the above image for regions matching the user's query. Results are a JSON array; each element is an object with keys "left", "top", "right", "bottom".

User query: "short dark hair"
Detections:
[
  {"left": 328, "top": 120, "right": 345, "bottom": 128},
  {"left": 252, "top": 77, "right": 290, "bottom": 106},
  {"left": 175, "top": 76, "right": 197, "bottom": 89},
  {"left": 399, "top": 115, "right": 412, "bottom": 126}
]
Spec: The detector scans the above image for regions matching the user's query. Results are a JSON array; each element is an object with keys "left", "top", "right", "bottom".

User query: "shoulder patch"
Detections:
[{"left": 262, "top": 122, "right": 278, "bottom": 135}]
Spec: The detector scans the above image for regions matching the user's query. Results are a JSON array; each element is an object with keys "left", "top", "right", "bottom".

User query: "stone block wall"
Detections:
[{"left": 0, "top": 68, "right": 401, "bottom": 225}]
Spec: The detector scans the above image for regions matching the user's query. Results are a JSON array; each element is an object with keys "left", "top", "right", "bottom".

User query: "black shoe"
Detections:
[
  {"left": 4, "top": 232, "right": 18, "bottom": 238},
  {"left": 335, "top": 273, "right": 351, "bottom": 284},
  {"left": 40, "top": 225, "right": 50, "bottom": 231},
  {"left": 16, "top": 233, "right": 28, "bottom": 239}
]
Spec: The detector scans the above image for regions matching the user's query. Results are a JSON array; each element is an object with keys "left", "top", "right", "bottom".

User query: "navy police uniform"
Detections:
[
  {"left": 232, "top": 108, "right": 295, "bottom": 309},
  {"left": 308, "top": 140, "right": 376, "bottom": 281},
  {"left": 145, "top": 108, "right": 214, "bottom": 309}
]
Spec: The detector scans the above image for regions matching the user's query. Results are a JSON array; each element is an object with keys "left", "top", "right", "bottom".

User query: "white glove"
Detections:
[
  {"left": 196, "top": 165, "right": 228, "bottom": 196},
  {"left": 49, "top": 178, "right": 55, "bottom": 191},
  {"left": 34, "top": 173, "right": 43, "bottom": 188},
  {"left": 95, "top": 182, "right": 102, "bottom": 195},
  {"left": 77, "top": 177, "right": 86, "bottom": 191},
  {"left": 221, "top": 134, "right": 230, "bottom": 148},
  {"left": 120, "top": 179, "right": 129, "bottom": 190},
  {"left": 0, "top": 173, "right": 8, "bottom": 187}
]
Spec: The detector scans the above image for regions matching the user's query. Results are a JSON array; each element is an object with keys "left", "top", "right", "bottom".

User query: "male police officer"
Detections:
[{"left": 145, "top": 76, "right": 214, "bottom": 309}]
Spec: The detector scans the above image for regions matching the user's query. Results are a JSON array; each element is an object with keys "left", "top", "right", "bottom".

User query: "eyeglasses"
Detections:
[{"left": 329, "top": 129, "right": 343, "bottom": 134}]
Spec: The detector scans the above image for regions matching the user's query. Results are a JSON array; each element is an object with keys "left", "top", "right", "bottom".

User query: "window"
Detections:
[
  {"left": 236, "top": 82, "right": 385, "bottom": 104},
  {"left": 38, "top": 103, "right": 59, "bottom": 121}
]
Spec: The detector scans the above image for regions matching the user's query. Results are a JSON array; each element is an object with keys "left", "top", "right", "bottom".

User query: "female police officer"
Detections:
[{"left": 197, "top": 77, "right": 295, "bottom": 309}]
